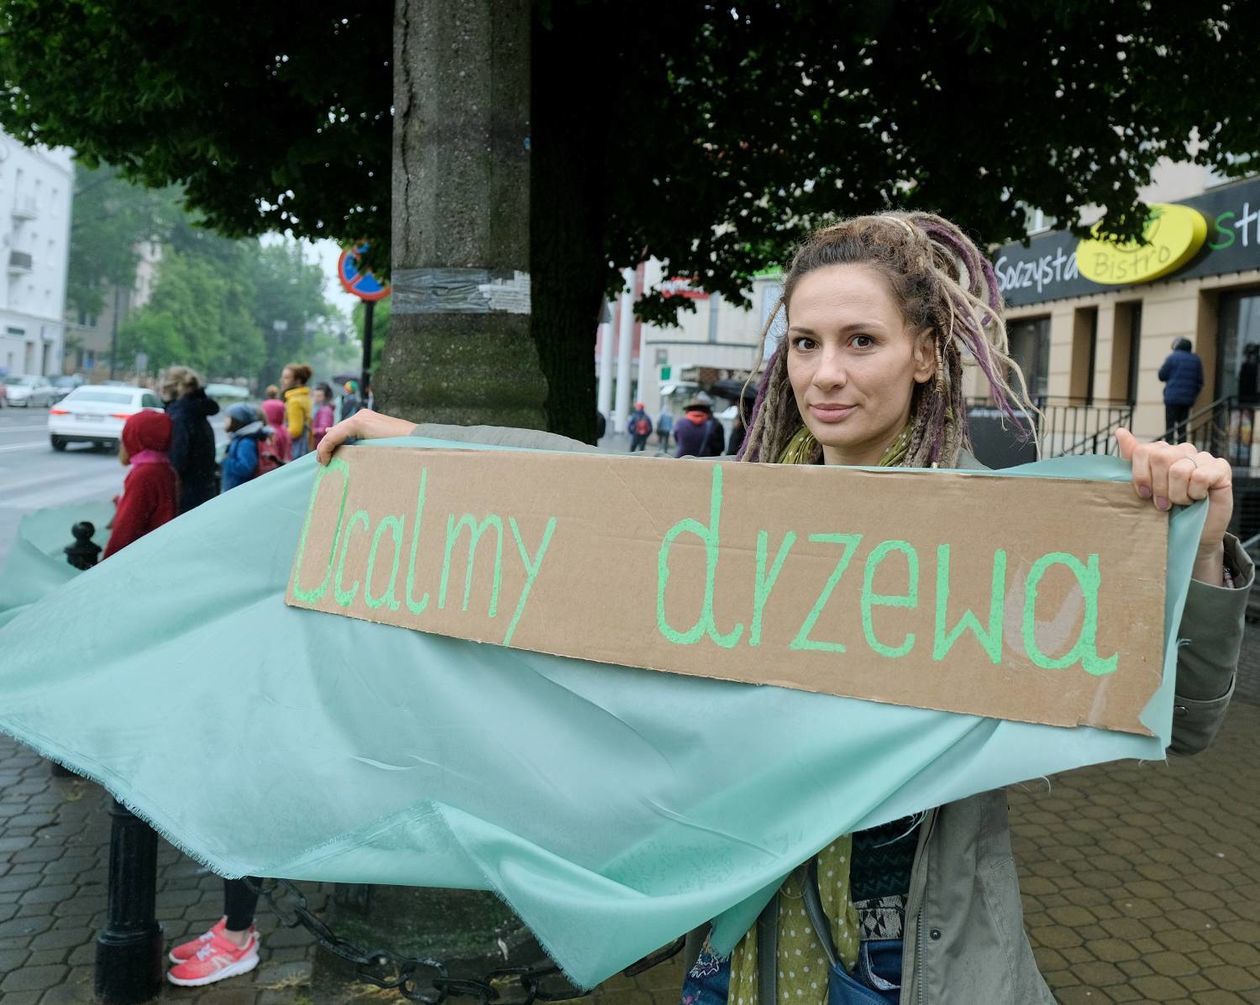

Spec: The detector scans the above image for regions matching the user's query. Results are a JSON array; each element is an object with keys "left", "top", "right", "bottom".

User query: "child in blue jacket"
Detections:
[{"left": 220, "top": 403, "right": 271, "bottom": 492}]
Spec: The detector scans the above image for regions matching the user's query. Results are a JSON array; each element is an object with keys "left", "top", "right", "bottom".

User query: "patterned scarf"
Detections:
[{"left": 725, "top": 422, "right": 912, "bottom": 1005}]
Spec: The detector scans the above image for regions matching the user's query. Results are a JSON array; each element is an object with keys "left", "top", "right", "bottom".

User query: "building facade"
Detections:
[
  {"left": 993, "top": 166, "right": 1260, "bottom": 463},
  {"left": 594, "top": 258, "right": 782, "bottom": 434},
  {"left": 63, "top": 239, "right": 161, "bottom": 378},
  {"left": 0, "top": 136, "right": 73, "bottom": 377}
]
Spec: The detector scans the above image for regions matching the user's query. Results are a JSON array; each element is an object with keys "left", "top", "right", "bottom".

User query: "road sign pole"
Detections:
[{"left": 361, "top": 299, "right": 375, "bottom": 405}]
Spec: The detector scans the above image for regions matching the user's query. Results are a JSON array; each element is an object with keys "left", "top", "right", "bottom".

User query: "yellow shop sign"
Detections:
[{"left": 1076, "top": 204, "right": 1208, "bottom": 285}]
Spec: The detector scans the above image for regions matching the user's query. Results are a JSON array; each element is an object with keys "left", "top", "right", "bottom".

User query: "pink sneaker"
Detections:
[
  {"left": 166, "top": 931, "right": 260, "bottom": 987},
  {"left": 169, "top": 918, "right": 259, "bottom": 963}
]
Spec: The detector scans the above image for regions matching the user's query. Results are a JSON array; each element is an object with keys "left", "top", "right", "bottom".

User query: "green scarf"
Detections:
[{"left": 726, "top": 422, "right": 912, "bottom": 1005}]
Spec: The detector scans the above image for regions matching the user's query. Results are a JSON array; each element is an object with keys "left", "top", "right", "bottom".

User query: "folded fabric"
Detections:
[{"left": 0, "top": 439, "right": 1204, "bottom": 988}]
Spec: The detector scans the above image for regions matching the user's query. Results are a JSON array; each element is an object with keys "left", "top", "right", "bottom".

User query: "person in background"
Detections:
[
  {"left": 281, "top": 363, "right": 314, "bottom": 458},
  {"left": 627, "top": 402, "right": 653, "bottom": 452},
  {"left": 341, "top": 380, "right": 363, "bottom": 421},
  {"left": 1158, "top": 337, "right": 1204, "bottom": 443},
  {"left": 102, "top": 411, "right": 178, "bottom": 559},
  {"left": 656, "top": 407, "right": 674, "bottom": 453},
  {"left": 160, "top": 366, "right": 219, "bottom": 513},
  {"left": 167, "top": 877, "right": 262, "bottom": 987},
  {"left": 312, "top": 382, "right": 336, "bottom": 446},
  {"left": 259, "top": 385, "right": 291, "bottom": 463},
  {"left": 674, "top": 399, "right": 725, "bottom": 457},
  {"left": 220, "top": 404, "right": 272, "bottom": 492}
]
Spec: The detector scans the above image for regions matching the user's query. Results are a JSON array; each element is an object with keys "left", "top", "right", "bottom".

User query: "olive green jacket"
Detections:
[{"left": 898, "top": 451, "right": 1254, "bottom": 1005}]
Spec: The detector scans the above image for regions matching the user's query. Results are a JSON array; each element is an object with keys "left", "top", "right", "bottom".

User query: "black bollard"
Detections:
[
  {"left": 94, "top": 799, "right": 163, "bottom": 1003},
  {"left": 65, "top": 520, "right": 102, "bottom": 570}
]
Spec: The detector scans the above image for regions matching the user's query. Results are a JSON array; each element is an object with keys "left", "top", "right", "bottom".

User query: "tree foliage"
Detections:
[
  {"left": 66, "top": 162, "right": 182, "bottom": 316},
  {"left": 0, "top": 1, "right": 390, "bottom": 245},
  {"left": 9, "top": 1, "right": 1260, "bottom": 430},
  {"left": 117, "top": 235, "right": 337, "bottom": 384},
  {"left": 117, "top": 242, "right": 260, "bottom": 377}
]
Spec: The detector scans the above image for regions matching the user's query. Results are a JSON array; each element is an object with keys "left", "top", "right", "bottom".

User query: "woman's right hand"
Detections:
[{"left": 316, "top": 409, "right": 419, "bottom": 465}]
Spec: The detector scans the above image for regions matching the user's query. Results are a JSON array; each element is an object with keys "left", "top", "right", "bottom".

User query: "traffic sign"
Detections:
[{"left": 337, "top": 242, "right": 391, "bottom": 302}]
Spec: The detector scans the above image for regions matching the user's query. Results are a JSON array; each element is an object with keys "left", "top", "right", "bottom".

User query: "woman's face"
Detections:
[
  {"left": 315, "top": 387, "right": 327, "bottom": 405},
  {"left": 786, "top": 263, "right": 935, "bottom": 466},
  {"left": 281, "top": 368, "right": 295, "bottom": 390}
]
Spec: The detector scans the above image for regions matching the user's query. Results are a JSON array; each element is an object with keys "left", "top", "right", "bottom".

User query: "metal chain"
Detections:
[{"left": 245, "top": 878, "right": 684, "bottom": 1004}]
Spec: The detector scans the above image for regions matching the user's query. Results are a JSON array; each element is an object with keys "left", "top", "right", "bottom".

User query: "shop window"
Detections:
[
  {"left": 1108, "top": 302, "right": 1142, "bottom": 404},
  {"left": 1069, "top": 307, "right": 1098, "bottom": 404},
  {"left": 1219, "top": 289, "right": 1260, "bottom": 404},
  {"left": 1008, "top": 316, "right": 1051, "bottom": 402}
]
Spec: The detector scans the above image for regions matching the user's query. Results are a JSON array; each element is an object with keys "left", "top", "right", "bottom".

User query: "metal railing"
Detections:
[
  {"left": 1037, "top": 396, "right": 1134, "bottom": 457},
  {"left": 965, "top": 396, "right": 1134, "bottom": 460},
  {"left": 1157, "top": 395, "right": 1259, "bottom": 467}
]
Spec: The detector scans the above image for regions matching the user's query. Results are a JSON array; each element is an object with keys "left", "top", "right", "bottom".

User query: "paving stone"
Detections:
[
  {"left": 1054, "top": 987, "right": 1105, "bottom": 1004},
  {"left": 1201, "top": 964, "right": 1260, "bottom": 992},
  {"left": 20, "top": 884, "right": 79, "bottom": 907},
  {"left": 11, "top": 845, "right": 64, "bottom": 865},
  {"left": 1070, "top": 960, "right": 1126, "bottom": 986},
  {"left": 1087, "top": 937, "right": 1140, "bottom": 963},
  {"left": 0, "top": 964, "right": 69, "bottom": 993},
  {"left": 1129, "top": 974, "right": 1189, "bottom": 1001},
  {"left": 25, "top": 947, "right": 70, "bottom": 967}
]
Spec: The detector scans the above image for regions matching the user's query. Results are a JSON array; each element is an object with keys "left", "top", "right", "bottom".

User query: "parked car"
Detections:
[
  {"left": 204, "top": 382, "right": 251, "bottom": 405},
  {"left": 3, "top": 374, "right": 56, "bottom": 408},
  {"left": 48, "top": 374, "right": 86, "bottom": 403},
  {"left": 48, "top": 385, "right": 166, "bottom": 452}
]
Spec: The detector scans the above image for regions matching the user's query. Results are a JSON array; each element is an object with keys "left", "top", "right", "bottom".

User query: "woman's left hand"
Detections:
[{"left": 1115, "top": 428, "right": 1234, "bottom": 584}]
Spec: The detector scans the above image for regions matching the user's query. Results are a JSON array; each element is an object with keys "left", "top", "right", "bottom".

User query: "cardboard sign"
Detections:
[{"left": 286, "top": 448, "right": 1168, "bottom": 735}]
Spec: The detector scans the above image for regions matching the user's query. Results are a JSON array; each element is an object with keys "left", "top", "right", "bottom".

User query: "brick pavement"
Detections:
[{"left": 2, "top": 624, "right": 1259, "bottom": 1003}]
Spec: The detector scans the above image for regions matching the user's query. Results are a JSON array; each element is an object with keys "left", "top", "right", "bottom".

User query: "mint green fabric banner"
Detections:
[{"left": 0, "top": 440, "right": 1204, "bottom": 989}]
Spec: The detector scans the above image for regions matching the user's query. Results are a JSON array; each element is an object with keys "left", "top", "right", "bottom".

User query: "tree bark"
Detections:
[
  {"left": 382, "top": 0, "right": 546, "bottom": 429},
  {"left": 529, "top": 3, "right": 611, "bottom": 443}
]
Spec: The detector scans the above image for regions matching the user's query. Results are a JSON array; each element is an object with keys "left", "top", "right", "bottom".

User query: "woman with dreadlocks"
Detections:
[
  {"left": 316, "top": 212, "right": 1251, "bottom": 1004},
  {"left": 673, "top": 212, "right": 1251, "bottom": 1005}
]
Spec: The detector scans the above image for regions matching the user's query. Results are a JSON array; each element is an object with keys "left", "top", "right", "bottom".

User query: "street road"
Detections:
[{"left": 0, "top": 401, "right": 226, "bottom": 568}]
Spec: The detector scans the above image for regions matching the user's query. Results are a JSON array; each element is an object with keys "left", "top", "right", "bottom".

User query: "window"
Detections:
[
  {"left": 142, "top": 393, "right": 162, "bottom": 408},
  {"left": 1008, "top": 317, "right": 1051, "bottom": 401},
  {"left": 1070, "top": 307, "right": 1098, "bottom": 404},
  {"left": 1109, "top": 302, "right": 1141, "bottom": 404},
  {"left": 1218, "top": 289, "right": 1260, "bottom": 403}
]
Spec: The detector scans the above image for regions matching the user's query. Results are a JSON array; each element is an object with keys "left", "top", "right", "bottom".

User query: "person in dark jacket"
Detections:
[
  {"left": 160, "top": 366, "right": 220, "bottom": 513},
  {"left": 674, "top": 400, "right": 725, "bottom": 457},
  {"left": 1157, "top": 337, "right": 1204, "bottom": 443},
  {"left": 627, "top": 402, "right": 653, "bottom": 452}
]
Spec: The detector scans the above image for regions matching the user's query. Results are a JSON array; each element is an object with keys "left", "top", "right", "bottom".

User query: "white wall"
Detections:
[{"left": 0, "top": 136, "right": 73, "bottom": 376}]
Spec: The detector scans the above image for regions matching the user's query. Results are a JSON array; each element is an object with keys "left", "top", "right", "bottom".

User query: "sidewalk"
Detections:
[{"left": 3, "top": 624, "right": 1259, "bottom": 1003}]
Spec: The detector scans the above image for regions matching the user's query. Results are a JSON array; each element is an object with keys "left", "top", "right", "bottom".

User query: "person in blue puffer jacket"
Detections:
[
  {"left": 1158, "top": 337, "right": 1204, "bottom": 443},
  {"left": 220, "top": 403, "right": 271, "bottom": 492}
]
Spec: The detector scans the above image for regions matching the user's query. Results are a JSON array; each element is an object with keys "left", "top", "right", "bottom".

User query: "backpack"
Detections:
[
  {"left": 634, "top": 416, "right": 651, "bottom": 436},
  {"left": 255, "top": 436, "right": 283, "bottom": 478}
]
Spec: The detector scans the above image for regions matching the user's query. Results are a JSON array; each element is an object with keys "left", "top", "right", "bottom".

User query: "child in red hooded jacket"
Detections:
[{"left": 103, "top": 410, "right": 180, "bottom": 559}]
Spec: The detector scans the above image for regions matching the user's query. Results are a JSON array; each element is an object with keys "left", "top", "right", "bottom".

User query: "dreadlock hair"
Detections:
[{"left": 740, "top": 212, "right": 1036, "bottom": 469}]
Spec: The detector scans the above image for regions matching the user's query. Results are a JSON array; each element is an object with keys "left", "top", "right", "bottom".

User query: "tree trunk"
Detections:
[
  {"left": 530, "top": 4, "right": 611, "bottom": 443},
  {"left": 381, "top": 0, "right": 546, "bottom": 429}
]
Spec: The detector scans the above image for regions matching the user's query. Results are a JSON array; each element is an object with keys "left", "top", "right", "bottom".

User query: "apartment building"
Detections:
[{"left": 0, "top": 135, "right": 73, "bottom": 377}]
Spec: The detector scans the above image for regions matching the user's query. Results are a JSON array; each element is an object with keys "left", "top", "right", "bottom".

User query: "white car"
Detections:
[
  {"left": 48, "top": 385, "right": 166, "bottom": 452},
  {"left": 3, "top": 374, "right": 55, "bottom": 408}
]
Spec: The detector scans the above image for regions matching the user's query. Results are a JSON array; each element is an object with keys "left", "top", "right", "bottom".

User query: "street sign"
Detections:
[{"left": 337, "top": 242, "right": 391, "bottom": 302}]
